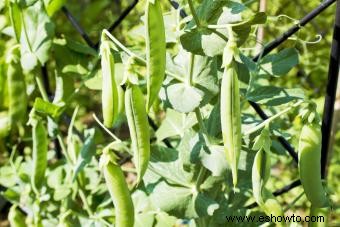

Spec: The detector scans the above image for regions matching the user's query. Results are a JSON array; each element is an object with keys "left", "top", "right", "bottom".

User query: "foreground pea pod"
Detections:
[
  {"left": 7, "top": 46, "right": 27, "bottom": 127},
  {"left": 100, "top": 149, "right": 134, "bottom": 227},
  {"left": 309, "top": 205, "right": 329, "bottom": 227},
  {"left": 221, "top": 59, "right": 241, "bottom": 187},
  {"left": 252, "top": 149, "right": 271, "bottom": 205},
  {"left": 125, "top": 84, "right": 150, "bottom": 183},
  {"left": 145, "top": 0, "right": 166, "bottom": 111},
  {"left": 100, "top": 36, "right": 119, "bottom": 128},
  {"left": 262, "top": 189, "right": 285, "bottom": 219},
  {"left": 298, "top": 123, "right": 328, "bottom": 208},
  {"left": 30, "top": 117, "right": 48, "bottom": 191}
]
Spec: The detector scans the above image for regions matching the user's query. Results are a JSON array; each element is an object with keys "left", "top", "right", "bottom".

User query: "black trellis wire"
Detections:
[{"left": 59, "top": 0, "right": 339, "bottom": 207}]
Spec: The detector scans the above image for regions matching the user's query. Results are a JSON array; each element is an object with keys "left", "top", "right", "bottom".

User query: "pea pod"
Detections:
[
  {"left": 31, "top": 118, "right": 48, "bottom": 191},
  {"left": 298, "top": 123, "right": 328, "bottom": 208},
  {"left": 100, "top": 37, "right": 119, "bottom": 128},
  {"left": 125, "top": 84, "right": 150, "bottom": 183},
  {"left": 8, "top": 0, "right": 22, "bottom": 42},
  {"left": 220, "top": 59, "right": 241, "bottom": 187},
  {"left": 100, "top": 151, "right": 134, "bottom": 227},
  {"left": 145, "top": 0, "right": 166, "bottom": 111},
  {"left": 262, "top": 189, "right": 285, "bottom": 218},
  {"left": 8, "top": 205, "right": 26, "bottom": 227},
  {"left": 309, "top": 205, "right": 329, "bottom": 227},
  {"left": 7, "top": 46, "right": 27, "bottom": 126},
  {"left": 252, "top": 149, "right": 271, "bottom": 205}
]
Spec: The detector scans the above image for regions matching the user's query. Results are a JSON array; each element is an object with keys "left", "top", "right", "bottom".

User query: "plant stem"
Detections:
[
  {"left": 35, "top": 75, "right": 49, "bottom": 101},
  {"left": 244, "top": 100, "right": 304, "bottom": 136},
  {"left": 57, "top": 134, "right": 73, "bottom": 164},
  {"left": 92, "top": 113, "right": 121, "bottom": 142},
  {"left": 103, "top": 29, "right": 185, "bottom": 83},
  {"left": 283, "top": 190, "right": 305, "bottom": 212},
  {"left": 206, "top": 27, "right": 229, "bottom": 43},
  {"left": 188, "top": 53, "right": 195, "bottom": 85},
  {"left": 188, "top": 0, "right": 200, "bottom": 27}
]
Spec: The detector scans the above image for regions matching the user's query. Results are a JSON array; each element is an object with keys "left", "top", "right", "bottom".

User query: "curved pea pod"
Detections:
[
  {"left": 220, "top": 61, "right": 241, "bottom": 187},
  {"left": 262, "top": 189, "right": 285, "bottom": 219},
  {"left": 8, "top": 205, "right": 26, "bottom": 227},
  {"left": 100, "top": 151, "right": 134, "bottom": 227},
  {"left": 31, "top": 118, "right": 48, "bottom": 191},
  {"left": 252, "top": 149, "right": 271, "bottom": 205},
  {"left": 8, "top": 0, "right": 22, "bottom": 42},
  {"left": 309, "top": 206, "right": 329, "bottom": 227},
  {"left": 100, "top": 40, "right": 119, "bottom": 128},
  {"left": 298, "top": 123, "right": 328, "bottom": 208},
  {"left": 7, "top": 49, "right": 28, "bottom": 126},
  {"left": 125, "top": 85, "right": 150, "bottom": 183},
  {"left": 145, "top": 0, "right": 166, "bottom": 111},
  {"left": 117, "top": 86, "right": 125, "bottom": 116}
]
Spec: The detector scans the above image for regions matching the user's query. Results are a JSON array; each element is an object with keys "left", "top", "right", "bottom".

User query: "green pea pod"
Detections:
[
  {"left": 262, "top": 189, "right": 285, "bottom": 219},
  {"left": 125, "top": 84, "right": 150, "bottom": 183},
  {"left": 31, "top": 118, "right": 48, "bottom": 191},
  {"left": 118, "top": 86, "right": 125, "bottom": 116},
  {"left": 309, "top": 206, "right": 329, "bottom": 227},
  {"left": 46, "top": 0, "right": 66, "bottom": 16},
  {"left": 100, "top": 39, "right": 119, "bottom": 128},
  {"left": 8, "top": 0, "right": 22, "bottom": 42},
  {"left": 100, "top": 151, "right": 134, "bottom": 227},
  {"left": 220, "top": 60, "right": 241, "bottom": 187},
  {"left": 298, "top": 123, "right": 328, "bottom": 208},
  {"left": 8, "top": 205, "right": 26, "bottom": 227},
  {"left": 7, "top": 47, "right": 27, "bottom": 126},
  {"left": 145, "top": 0, "right": 166, "bottom": 111},
  {"left": 252, "top": 149, "right": 271, "bottom": 205}
]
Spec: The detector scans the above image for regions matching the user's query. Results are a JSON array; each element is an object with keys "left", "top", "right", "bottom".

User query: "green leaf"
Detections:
[
  {"left": 200, "top": 145, "right": 229, "bottom": 177},
  {"left": 162, "top": 52, "right": 219, "bottom": 112},
  {"left": 155, "top": 109, "right": 197, "bottom": 142},
  {"left": 178, "top": 130, "right": 204, "bottom": 170},
  {"left": 166, "top": 83, "right": 203, "bottom": 113},
  {"left": 20, "top": 1, "right": 55, "bottom": 70},
  {"left": 149, "top": 181, "right": 219, "bottom": 219},
  {"left": 246, "top": 86, "right": 304, "bottom": 106},
  {"left": 44, "top": 0, "right": 66, "bottom": 16},
  {"left": 72, "top": 128, "right": 96, "bottom": 181},
  {"left": 53, "top": 186, "right": 71, "bottom": 201},
  {"left": 0, "top": 112, "right": 10, "bottom": 138},
  {"left": 148, "top": 145, "right": 193, "bottom": 187},
  {"left": 149, "top": 181, "right": 195, "bottom": 218},
  {"left": 154, "top": 212, "right": 177, "bottom": 227},
  {"left": 0, "top": 166, "right": 17, "bottom": 188},
  {"left": 65, "top": 37, "right": 97, "bottom": 56},
  {"left": 259, "top": 48, "right": 299, "bottom": 76}
]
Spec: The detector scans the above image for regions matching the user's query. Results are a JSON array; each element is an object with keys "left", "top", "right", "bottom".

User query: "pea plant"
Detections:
[{"left": 0, "top": 0, "right": 337, "bottom": 226}]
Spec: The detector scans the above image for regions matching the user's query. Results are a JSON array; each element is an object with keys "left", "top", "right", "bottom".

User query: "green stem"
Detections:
[
  {"left": 188, "top": 0, "right": 201, "bottom": 27},
  {"left": 188, "top": 53, "right": 195, "bottom": 85},
  {"left": 20, "top": 8, "right": 33, "bottom": 52},
  {"left": 195, "top": 167, "right": 208, "bottom": 192},
  {"left": 92, "top": 113, "right": 122, "bottom": 142},
  {"left": 78, "top": 188, "right": 94, "bottom": 217},
  {"left": 206, "top": 27, "right": 229, "bottom": 43},
  {"left": 103, "top": 29, "right": 185, "bottom": 83},
  {"left": 35, "top": 75, "right": 49, "bottom": 101},
  {"left": 283, "top": 190, "right": 305, "bottom": 212},
  {"left": 244, "top": 100, "right": 304, "bottom": 136},
  {"left": 57, "top": 134, "right": 73, "bottom": 164}
]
